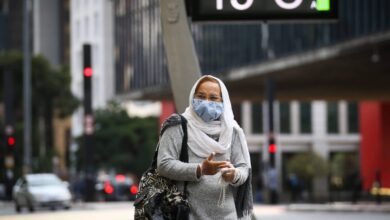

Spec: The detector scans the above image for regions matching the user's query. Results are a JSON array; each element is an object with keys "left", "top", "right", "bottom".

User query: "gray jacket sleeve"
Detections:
[
  {"left": 230, "top": 129, "right": 249, "bottom": 187},
  {"left": 157, "top": 125, "right": 200, "bottom": 182}
]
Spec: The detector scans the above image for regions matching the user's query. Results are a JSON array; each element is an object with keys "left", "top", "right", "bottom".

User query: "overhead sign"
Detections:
[{"left": 188, "top": 0, "right": 338, "bottom": 21}]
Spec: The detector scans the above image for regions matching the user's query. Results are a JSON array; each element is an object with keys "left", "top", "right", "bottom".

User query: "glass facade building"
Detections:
[{"left": 114, "top": 0, "right": 390, "bottom": 96}]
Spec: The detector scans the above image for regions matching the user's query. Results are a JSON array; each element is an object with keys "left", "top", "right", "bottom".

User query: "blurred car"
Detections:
[
  {"left": 95, "top": 174, "right": 138, "bottom": 201},
  {"left": 12, "top": 173, "right": 72, "bottom": 213}
]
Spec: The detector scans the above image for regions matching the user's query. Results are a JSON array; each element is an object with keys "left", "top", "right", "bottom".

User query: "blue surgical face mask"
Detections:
[{"left": 192, "top": 98, "right": 224, "bottom": 122}]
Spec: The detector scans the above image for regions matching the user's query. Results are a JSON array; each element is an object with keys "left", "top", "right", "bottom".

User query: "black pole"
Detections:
[
  {"left": 82, "top": 44, "right": 95, "bottom": 201},
  {"left": 266, "top": 77, "right": 275, "bottom": 167},
  {"left": 266, "top": 77, "right": 278, "bottom": 204},
  {"left": 23, "top": 0, "right": 32, "bottom": 175},
  {"left": 3, "top": 69, "right": 15, "bottom": 200}
]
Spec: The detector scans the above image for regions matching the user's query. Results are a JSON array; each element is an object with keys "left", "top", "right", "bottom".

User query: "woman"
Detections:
[{"left": 157, "top": 75, "right": 253, "bottom": 219}]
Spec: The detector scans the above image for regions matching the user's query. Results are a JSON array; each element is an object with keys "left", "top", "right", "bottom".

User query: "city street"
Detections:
[
  {"left": 0, "top": 201, "right": 389, "bottom": 220},
  {"left": 1, "top": 1, "right": 389, "bottom": 220}
]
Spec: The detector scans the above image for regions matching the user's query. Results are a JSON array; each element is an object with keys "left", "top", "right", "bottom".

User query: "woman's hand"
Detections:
[
  {"left": 197, "top": 152, "right": 229, "bottom": 177},
  {"left": 221, "top": 162, "right": 236, "bottom": 183}
]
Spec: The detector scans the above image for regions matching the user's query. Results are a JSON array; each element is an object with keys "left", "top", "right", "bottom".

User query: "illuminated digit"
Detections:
[
  {"left": 216, "top": 0, "right": 223, "bottom": 10},
  {"left": 231, "top": 0, "right": 254, "bottom": 10},
  {"left": 274, "top": 0, "right": 303, "bottom": 10}
]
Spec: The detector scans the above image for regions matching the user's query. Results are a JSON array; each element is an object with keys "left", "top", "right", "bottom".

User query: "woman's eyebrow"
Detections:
[{"left": 210, "top": 93, "right": 221, "bottom": 97}]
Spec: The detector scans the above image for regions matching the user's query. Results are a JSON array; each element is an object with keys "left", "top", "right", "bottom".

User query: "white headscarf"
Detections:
[{"left": 182, "top": 75, "right": 251, "bottom": 168}]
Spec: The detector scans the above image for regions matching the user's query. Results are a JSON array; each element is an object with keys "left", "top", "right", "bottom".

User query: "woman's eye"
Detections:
[{"left": 210, "top": 96, "right": 221, "bottom": 101}]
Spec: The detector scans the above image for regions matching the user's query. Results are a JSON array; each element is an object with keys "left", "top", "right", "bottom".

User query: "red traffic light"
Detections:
[
  {"left": 268, "top": 143, "right": 277, "bottom": 153},
  {"left": 84, "top": 67, "right": 93, "bottom": 77},
  {"left": 7, "top": 136, "right": 15, "bottom": 146}
]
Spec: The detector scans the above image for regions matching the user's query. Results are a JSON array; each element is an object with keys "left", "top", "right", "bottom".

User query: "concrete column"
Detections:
[
  {"left": 160, "top": 0, "right": 201, "bottom": 112},
  {"left": 312, "top": 101, "right": 329, "bottom": 200},
  {"left": 291, "top": 101, "right": 300, "bottom": 135},
  {"left": 339, "top": 101, "right": 348, "bottom": 135},
  {"left": 242, "top": 101, "right": 252, "bottom": 135},
  {"left": 103, "top": 0, "right": 115, "bottom": 107},
  {"left": 33, "top": 0, "right": 60, "bottom": 66}
]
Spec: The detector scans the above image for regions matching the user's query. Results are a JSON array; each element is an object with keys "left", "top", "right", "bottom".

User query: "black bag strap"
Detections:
[
  {"left": 178, "top": 115, "right": 189, "bottom": 196},
  {"left": 178, "top": 115, "right": 188, "bottom": 163}
]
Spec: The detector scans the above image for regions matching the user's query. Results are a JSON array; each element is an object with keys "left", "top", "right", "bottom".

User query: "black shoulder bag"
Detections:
[{"left": 134, "top": 114, "right": 190, "bottom": 220}]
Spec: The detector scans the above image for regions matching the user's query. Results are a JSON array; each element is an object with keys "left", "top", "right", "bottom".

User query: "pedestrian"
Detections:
[
  {"left": 157, "top": 75, "right": 253, "bottom": 219},
  {"left": 288, "top": 173, "right": 300, "bottom": 202},
  {"left": 266, "top": 166, "right": 278, "bottom": 204},
  {"left": 373, "top": 169, "right": 382, "bottom": 205},
  {"left": 350, "top": 170, "right": 361, "bottom": 204}
]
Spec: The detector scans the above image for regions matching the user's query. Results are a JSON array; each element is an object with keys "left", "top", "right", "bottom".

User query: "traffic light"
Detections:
[
  {"left": 268, "top": 137, "right": 276, "bottom": 168},
  {"left": 7, "top": 135, "right": 15, "bottom": 149},
  {"left": 83, "top": 44, "right": 92, "bottom": 115},
  {"left": 5, "top": 135, "right": 15, "bottom": 172},
  {"left": 84, "top": 67, "right": 93, "bottom": 77},
  {"left": 82, "top": 43, "right": 94, "bottom": 135},
  {"left": 268, "top": 143, "right": 276, "bottom": 154},
  {"left": 83, "top": 44, "right": 92, "bottom": 75}
]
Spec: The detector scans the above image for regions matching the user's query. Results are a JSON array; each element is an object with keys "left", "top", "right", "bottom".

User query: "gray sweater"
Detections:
[{"left": 157, "top": 124, "right": 249, "bottom": 220}]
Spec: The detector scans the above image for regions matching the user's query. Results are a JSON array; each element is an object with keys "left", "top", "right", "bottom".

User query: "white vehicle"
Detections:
[{"left": 13, "top": 173, "right": 72, "bottom": 212}]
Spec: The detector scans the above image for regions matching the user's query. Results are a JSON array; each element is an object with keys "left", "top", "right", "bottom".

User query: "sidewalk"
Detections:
[
  {"left": 2, "top": 200, "right": 390, "bottom": 213},
  {"left": 285, "top": 202, "right": 390, "bottom": 213}
]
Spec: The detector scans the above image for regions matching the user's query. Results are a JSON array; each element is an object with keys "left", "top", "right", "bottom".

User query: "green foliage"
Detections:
[
  {"left": 330, "top": 153, "right": 346, "bottom": 177},
  {"left": 287, "top": 152, "right": 328, "bottom": 182},
  {"left": 31, "top": 56, "right": 79, "bottom": 117},
  {"left": 329, "top": 153, "right": 359, "bottom": 189},
  {"left": 0, "top": 51, "right": 79, "bottom": 173},
  {"left": 0, "top": 51, "right": 79, "bottom": 118},
  {"left": 77, "top": 101, "right": 159, "bottom": 178},
  {"left": 51, "top": 65, "right": 80, "bottom": 118}
]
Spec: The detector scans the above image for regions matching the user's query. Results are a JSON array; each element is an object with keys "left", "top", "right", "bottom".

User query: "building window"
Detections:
[
  {"left": 279, "top": 102, "right": 291, "bottom": 134},
  {"left": 251, "top": 102, "right": 263, "bottom": 134},
  {"left": 232, "top": 103, "right": 242, "bottom": 127},
  {"left": 299, "top": 102, "right": 312, "bottom": 134},
  {"left": 347, "top": 102, "right": 359, "bottom": 133},
  {"left": 327, "top": 102, "right": 339, "bottom": 134}
]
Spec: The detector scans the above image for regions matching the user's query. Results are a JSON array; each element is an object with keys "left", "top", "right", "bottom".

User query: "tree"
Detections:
[
  {"left": 0, "top": 51, "right": 79, "bottom": 174},
  {"left": 287, "top": 151, "right": 328, "bottom": 197},
  {"left": 76, "top": 101, "right": 159, "bottom": 179},
  {"left": 329, "top": 153, "right": 359, "bottom": 191}
]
